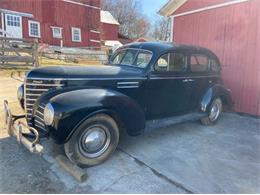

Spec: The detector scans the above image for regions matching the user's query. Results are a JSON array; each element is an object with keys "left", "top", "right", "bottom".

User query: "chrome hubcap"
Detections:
[
  {"left": 209, "top": 101, "right": 221, "bottom": 121},
  {"left": 79, "top": 125, "right": 111, "bottom": 158}
]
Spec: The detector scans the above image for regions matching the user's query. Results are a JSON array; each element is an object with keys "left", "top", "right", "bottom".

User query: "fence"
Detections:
[
  {"left": 0, "top": 37, "right": 39, "bottom": 68},
  {"left": 39, "top": 46, "right": 110, "bottom": 65}
]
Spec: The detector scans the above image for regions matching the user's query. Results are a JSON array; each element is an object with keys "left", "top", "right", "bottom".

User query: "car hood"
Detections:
[{"left": 26, "top": 65, "right": 144, "bottom": 79}]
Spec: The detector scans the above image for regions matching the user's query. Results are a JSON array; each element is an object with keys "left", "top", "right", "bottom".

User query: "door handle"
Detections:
[{"left": 182, "top": 79, "right": 195, "bottom": 82}]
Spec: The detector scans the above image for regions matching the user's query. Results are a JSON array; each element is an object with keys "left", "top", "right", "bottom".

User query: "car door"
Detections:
[
  {"left": 187, "top": 53, "right": 212, "bottom": 111},
  {"left": 144, "top": 51, "right": 193, "bottom": 119}
]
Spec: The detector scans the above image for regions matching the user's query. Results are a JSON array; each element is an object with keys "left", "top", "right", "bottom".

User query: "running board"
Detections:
[{"left": 145, "top": 112, "right": 207, "bottom": 131}]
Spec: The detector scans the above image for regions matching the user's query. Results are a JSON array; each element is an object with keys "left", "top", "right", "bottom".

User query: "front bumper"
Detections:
[{"left": 3, "top": 100, "right": 43, "bottom": 153}]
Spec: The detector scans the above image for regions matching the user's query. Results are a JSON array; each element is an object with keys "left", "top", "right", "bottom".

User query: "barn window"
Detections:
[
  {"left": 72, "top": 27, "right": 81, "bottom": 42},
  {"left": 28, "top": 20, "right": 40, "bottom": 38},
  {"left": 51, "top": 27, "right": 62, "bottom": 38},
  {"left": 6, "top": 14, "right": 20, "bottom": 27}
]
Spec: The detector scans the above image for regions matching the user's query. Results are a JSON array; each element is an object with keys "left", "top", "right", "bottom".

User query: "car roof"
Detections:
[{"left": 121, "top": 42, "right": 218, "bottom": 58}]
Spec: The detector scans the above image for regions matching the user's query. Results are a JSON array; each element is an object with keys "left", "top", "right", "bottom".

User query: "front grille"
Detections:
[
  {"left": 25, "top": 78, "right": 65, "bottom": 131},
  {"left": 34, "top": 103, "right": 46, "bottom": 131}
]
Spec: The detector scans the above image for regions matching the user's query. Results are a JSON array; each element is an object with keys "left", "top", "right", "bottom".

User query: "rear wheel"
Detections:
[
  {"left": 64, "top": 114, "right": 119, "bottom": 167},
  {"left": 201, "top": 98, "right": 222, "bottom": 125}
]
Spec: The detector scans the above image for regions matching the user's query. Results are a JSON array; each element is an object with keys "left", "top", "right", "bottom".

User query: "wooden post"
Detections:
[
  {"left": 1, "top": 38, "right": 5, "bottom": 66},
  {"left": 33, "top": 39, "right": 39, "bottom": 67}
]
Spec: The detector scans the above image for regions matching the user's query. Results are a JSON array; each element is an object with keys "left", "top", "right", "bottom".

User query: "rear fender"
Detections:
[{"left": 200, "top": 84, "right": 233, "bottom": 112}]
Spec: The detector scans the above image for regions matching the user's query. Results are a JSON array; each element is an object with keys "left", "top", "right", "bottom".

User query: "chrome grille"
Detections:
[
  {"left": 25, "top": 78, "right": 65, "bottom": 130},
  {"left": 34, "top": 104, "right": 46, "bottom": 131}
]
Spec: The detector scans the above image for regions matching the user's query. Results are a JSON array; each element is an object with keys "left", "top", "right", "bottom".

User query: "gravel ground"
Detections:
[{"left": 0, "top": 75, "right": 259, "bottom": 193}]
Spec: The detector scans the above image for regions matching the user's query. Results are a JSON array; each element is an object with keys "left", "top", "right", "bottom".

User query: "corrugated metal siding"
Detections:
[
  {"left": 173, "top": 0, "right": 260, "bottom": 116},
  {"left": 0, "top": 0, "right": 101, "bottom": 47}
]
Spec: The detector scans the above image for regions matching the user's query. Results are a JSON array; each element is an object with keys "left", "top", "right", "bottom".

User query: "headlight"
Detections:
[
  {"left": 44, "top": 103, "right": 54, "bottom": 126},
  {"left": 17, "top": 85, "right": 24, "bottom": 100}
]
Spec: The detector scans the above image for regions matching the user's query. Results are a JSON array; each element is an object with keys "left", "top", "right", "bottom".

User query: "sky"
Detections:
[{"left": 139, "top": 0, "right": 169, "bottom": 20}]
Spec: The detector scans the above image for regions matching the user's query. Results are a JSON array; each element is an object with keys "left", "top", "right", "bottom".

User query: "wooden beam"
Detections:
[
  {"left": 56, "top": 155, "right": 87, "bottom": 182},
  {"left": 0, "top": 56, "right": 34, "bottom": 62}
]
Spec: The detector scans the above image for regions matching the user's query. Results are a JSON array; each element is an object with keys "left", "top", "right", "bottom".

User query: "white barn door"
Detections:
[{"left": 4, "top": 14, "right": 23, "bottom": 38}]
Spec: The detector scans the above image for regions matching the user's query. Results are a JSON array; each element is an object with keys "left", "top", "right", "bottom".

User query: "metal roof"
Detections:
[{"left": 101, "top": 10, "right": 120, "bottom": 25}]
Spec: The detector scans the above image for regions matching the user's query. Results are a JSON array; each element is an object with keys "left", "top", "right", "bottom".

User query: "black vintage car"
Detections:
[{"left": 4, "top": 42, "right": 233, "bottom": 166}]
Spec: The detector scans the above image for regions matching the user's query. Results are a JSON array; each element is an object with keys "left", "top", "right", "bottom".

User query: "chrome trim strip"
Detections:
[
  {"left": 150, "top": 75, "right": 219, "bottom": 80},
  {"left": 26, "top": 103, "right": 34, "bottom": 106},
  {"left": 35, "top": 124, "right": 45, "bottom": 130},
  {"left": 39, "top": 105, "right": 44, "bottom": 110},
  {"left": 35, "top": 116, "right": 44, "bottom": 121},
  {"left": 34, "top": 119, "right": 45, "bottom": 127},
  {"left": 26, "top": 98, "right": 38, "bottom": 101},
  {"left": 26, "top": 94, "right": 41, "bottom": 98},
  {"left": 26, "top": 88, "right": 49, "bottom": 92},
  {"left": 117, "top": 86, "right": 139, "bottom": 89},
  {"left": 26, "top": 83, "right": 65, "bottom": 87},
  {"left": 36, "top": 110, "right": 44, "bottom": 117},
  {"left": 117, "top": 81, "right": 139, "bottom": 85},
  {"left": 26, "top": 77, "right": 146, "bottom": 81}
]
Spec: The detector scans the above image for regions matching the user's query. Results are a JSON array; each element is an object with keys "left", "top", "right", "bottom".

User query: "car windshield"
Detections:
[{"left": 111, "top": 49, "right": 153, "bottom": 68}]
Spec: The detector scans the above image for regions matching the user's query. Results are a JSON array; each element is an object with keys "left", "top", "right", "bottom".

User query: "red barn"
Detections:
[
  {"left": 100, "top": 10, "right": 121, "bottom": 48},
  {"left": 0, "top": 0, "right": 102, "bottom": 47},
  {"left": 159, "top": 0, "right": 260, "bottom": 116}
]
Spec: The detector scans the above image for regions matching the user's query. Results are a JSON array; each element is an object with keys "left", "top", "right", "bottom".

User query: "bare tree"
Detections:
[
  {"left": 101, "top": 0, "right": 150, "bottom": 39},
  {"left": 150, "top": 16, "right": 171, "bottom": 41}
]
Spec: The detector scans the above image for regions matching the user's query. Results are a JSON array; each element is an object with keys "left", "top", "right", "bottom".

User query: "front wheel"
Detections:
[
  {"left": 201, "top": 98, "right": 223, "bottom": 125},
  {"left": 64, "top": 114, "right": 119, "bottom": 167}
]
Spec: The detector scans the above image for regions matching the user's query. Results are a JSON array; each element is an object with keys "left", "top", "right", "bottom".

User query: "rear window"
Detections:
[{"left": 190, "top": 54, "right": 209, "bottom": 72}]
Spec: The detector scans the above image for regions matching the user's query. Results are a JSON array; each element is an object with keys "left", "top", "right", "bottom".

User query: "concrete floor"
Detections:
[
  {"left": 0, "top": 76, "right": 259, "bottom": 193},
  {"left": 0, "top": 113, "right": 259, "bottom": 193}
]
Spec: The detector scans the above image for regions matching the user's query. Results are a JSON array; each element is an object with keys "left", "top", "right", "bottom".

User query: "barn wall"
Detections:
[
  {"left": 173, "top": 0, "right": 260, "bottom": 115},
  {"left": 0, "top": 0, "right": 101, "bottom": 47},
  {"left": 100, "top": 23, "right": 119, "bottom": 41}
]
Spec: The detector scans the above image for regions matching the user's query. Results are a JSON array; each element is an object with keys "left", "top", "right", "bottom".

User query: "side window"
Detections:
[
  {"left": 135, "top": 51, "right": 153, "bottom": 68},
  {"left": 155, "top": 54, "right": 169, "bottom": 71},
  {"left": 190, "top": 54, "right": 209, "bottom": 72},
  {"left": 155, "top": 53, "right": 187, "bottom": 72},
  {"left": 210, "top": 58, "right": 220, "bottom": 72}
]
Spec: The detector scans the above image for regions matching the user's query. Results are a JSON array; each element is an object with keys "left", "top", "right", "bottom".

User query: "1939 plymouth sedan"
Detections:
[{"left": 4, "top": 42, "right": 233, "bottom": 167}]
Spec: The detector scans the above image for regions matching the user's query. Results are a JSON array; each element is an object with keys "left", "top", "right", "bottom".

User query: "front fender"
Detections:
[
  {"left": 200, "top": 84, "right": 233, "bottom": 112},
  {"left": 45, "top": 88, "right": 145, "bottom": 144}
]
